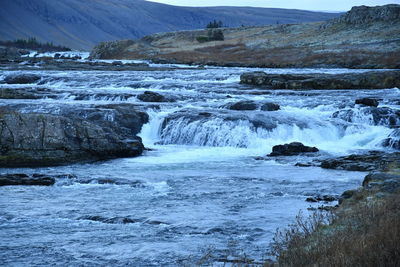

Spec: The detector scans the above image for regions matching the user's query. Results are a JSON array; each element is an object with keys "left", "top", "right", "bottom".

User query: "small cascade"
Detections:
[{"left": 143, "top": 109, "right": 392, "bottom": 154}]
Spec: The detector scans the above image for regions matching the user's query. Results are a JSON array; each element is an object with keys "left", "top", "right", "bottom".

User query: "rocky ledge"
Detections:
[
  {"left": 240, "top": 71, "right": 400, "bottom": 90},
  {"left": 320, "top": 151, "right": 400, "bottom": 172},
  {"left": 0, "top": 111, "right": 145, "bottom": 167},
  {"left": 0, "top": 174, "right": 55, "bottom": 186}
]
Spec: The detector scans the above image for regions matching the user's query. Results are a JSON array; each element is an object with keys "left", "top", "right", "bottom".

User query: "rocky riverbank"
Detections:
[
  {"left": 89, "top": 5, "right": 400, "bottom": 69},
  {"left": 239, "top": 71, "right": 400, "bottom": 89}
]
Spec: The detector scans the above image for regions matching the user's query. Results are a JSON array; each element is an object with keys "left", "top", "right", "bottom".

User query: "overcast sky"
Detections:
[{"left": 147, "top": 0, "right": 400, "bottom": 11}]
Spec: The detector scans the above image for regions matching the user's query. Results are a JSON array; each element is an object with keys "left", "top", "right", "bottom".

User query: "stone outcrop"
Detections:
[
  {"left": 268, "top": 142, "right": 319, "bottom": 156},
  {"left": 320, "top": 151, "right": 400, "bottom": 172},
  {"left": 324, "top": 4, "right": 400, "bottom": 26},
  {"left": 240, "top": 71, "right": 400, "bottom": 89},
  {"left": 89, "top": 40, "right": 135, "bottom": 59},
  {"left": 0, "top": 112, "right": 144, "bottom": 167}
]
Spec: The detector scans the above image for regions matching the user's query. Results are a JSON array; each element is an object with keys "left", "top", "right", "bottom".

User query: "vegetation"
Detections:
[
  {"left": 269, "top": 193, "right": 400, "bottom": 267},
  {"left": 196, "top": 29, "right": 224, "bottom": 43},
  {"left": 0, "top": 37, "right": 71, "bottom": 52},
  {"left": 206, "top": 20, "right": 223, "bottom": 29}
]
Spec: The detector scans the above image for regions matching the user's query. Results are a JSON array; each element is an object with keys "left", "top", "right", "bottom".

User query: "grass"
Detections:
[{"left": 268, "top": 192, "right": 400, "bottom": 267}]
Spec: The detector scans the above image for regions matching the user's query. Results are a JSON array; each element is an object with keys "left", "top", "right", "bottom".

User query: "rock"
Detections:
[
  {"left": 137, "top": 91, "right": 167, "bottom": 102},
  {"left": 306, "top": 195, "right": 338, "bottom": 203},
  {"left": 4, "top": 74, "right": 41, "bottom": 84},
  {"left": 355, "top": 97, "right": 379, "bottom": 107},
  {"left": 240, "top": 71, "right": 400, "bottom": 89},
  {"left": 78, "top": 215, "right": 140, "bottom": 224},
  {"left": 320, "top": 151, "right": 400, "bottom": 172},
  {"left": 89, "top": 40, "right": 135, "bottom": 59},
  {"left": 0, "top": 112, "right": 144, "bottom": 167},
  {"left": 261, "top": 102, "right": 280, "bottom": 111},
  {"left": 338, "top": 189, "right": 357, "bottom": 204},
  {"left": 228, "top": 100, "right": 257, "bottom": 111},
  {"left": 269, "top": 142, "right": 319, "bottom": 156},
  {"left": 324, "top": 4, "right": 400, "bottom": 26},
  {"left": 0, "top": 174, "right": 55, "bottom": 186},
  {"left": 112, "top": 60, "right": 123, "bottom": 65}
]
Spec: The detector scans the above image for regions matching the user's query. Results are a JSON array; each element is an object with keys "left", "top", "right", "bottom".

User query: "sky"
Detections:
[{"left": 146, "top": 0, "right": 400, "bottom": 11}]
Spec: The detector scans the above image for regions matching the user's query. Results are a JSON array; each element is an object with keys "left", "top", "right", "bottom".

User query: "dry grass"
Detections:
[{"left": 269, "top": 194, "right": 400, "bottom": 267}]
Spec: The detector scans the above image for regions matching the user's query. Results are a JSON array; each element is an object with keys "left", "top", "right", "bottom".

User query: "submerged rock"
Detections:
[
  {"left": 269, "top": 142, "right": 319, "bottom": 156},
  {"left": 355, "top": 97, "right": 379, "bottom": 107},
  {"left": 260, "top": 102, "right": 280, "bottom": 111},
  {"left": 4, "top": 74, "right": 41, "bottom": 84},
  {"left": 332, "top": 106, "right": 400, "bottom": 127},
  {"left": 240, "top": 71, "right": 400, "bottom": 89},
  {"left": 0, "top": 112, "right": 144, "bottom": 167},
  {"left": 0, "top": 174, "right": 55, "bottom": 186},
  {"left": 383, "top": 129, "right": 400, "bottom": 150}
]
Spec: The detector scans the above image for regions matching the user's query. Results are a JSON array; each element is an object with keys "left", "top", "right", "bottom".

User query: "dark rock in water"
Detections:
[
  {"left": 78, "top": 215, "right": 140, "bottom": 224},
  {"left": 228, "top": 100, "right": 257, "bottom": 110},
  {"left": 112, "top": 60, "right": 123, "bottom": 65},
  {"left": 332, "top": 107, "right": 400, "bottom": 127},
  {"left": 240, "top": 71, "right": 400, "bottom": 89},
  {"left": 320, "top": 151, "right": 400, "bottom": 172},
  {"left": 137, "top": 91, "right": 167, "bottom": 102},
  {"left": 306, "top": 195, "right": 338, "bottom": 203},
  {"left": 355, "top": 97, "right": 379, "bottom": 107},
  {"left": 383, "top": 129, "right": 400, "bottom": 150},
  {"left": 0, "top": 174, "right": 55, "bottom": 186},
  {"left": 4, "top": 74, "right": 41, "bottom": 84},
  {"left": 0, "top": 112, "right": 144, "bottom": 167},
  {"left": 269, "top": 142, "right": 319, "bottom": 156},
  {"left": 261, "top": 102, "right": 280, "bottom": 111}
]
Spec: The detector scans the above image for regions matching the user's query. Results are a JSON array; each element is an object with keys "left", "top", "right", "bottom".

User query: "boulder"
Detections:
[
  {"left": 261, "top": 102, "right": 280, "bottom": 111},
  {"left": 228, "top": 100, "right": 257, "bottom": 111},
  {"left": 137, "top": 91, "right": 167, "bottom": 102},
  {"left": 362, "top": 172, "right": 400, "bottom": 193},
  {"left": 4, "top": 74, "right": 41, "bottom": 84},
  {"left": 240, "top": 71, "right": 400, "bottom": 89},
  {"left": 269, "top": 142, "right": 319, "bottom": 156},
  {"left": 0, "top": 112, "right": 144, "bottom": 167},
  {"left": 0, "top": 174, "right": 55, "bottom": 186},
  {"left": 355, "top": 97, "right": 379, "bottom": 107}
]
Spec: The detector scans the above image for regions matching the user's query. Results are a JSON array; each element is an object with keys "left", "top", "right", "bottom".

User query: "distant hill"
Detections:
[{"left": 0, "top": 0, "right": 340, "bottom": 50}]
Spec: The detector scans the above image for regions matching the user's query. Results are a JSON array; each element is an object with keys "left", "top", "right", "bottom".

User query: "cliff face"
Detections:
[
  {"left": 90, "top": 4, "right": 400, "bottom": 69},
  {"left": 0, "top": 0, "right": 339, "bottom": 50},
  {"left": 326, "top": 4, "right": 400, "bottom": 25}
]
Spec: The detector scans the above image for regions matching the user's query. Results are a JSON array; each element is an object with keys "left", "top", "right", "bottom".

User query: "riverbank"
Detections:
[{"left": 89, "top": 5, "right": 400, "bottom": 69}]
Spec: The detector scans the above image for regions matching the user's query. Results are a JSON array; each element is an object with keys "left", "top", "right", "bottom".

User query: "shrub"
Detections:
[
  {"left": 269, "top": 194, "right": 400, "bottom": 267},
  {"left": 206, "top": 20, "right": 223, "bottom": 29}
]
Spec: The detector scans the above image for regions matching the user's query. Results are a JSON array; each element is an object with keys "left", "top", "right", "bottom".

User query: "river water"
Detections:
[{"left": 0, "top": 61, "right": 398, "bottom": 266}]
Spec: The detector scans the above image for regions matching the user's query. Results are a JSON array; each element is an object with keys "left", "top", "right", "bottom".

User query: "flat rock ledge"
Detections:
[
  {"left": 320, "top": 151, "right": 400, "bottom": 172},
  {"left": 240, "top": 71, "right": 400, "bottom": 89},
  {"left": 0, "top": 112, "right": 144, "bottom": 167}
]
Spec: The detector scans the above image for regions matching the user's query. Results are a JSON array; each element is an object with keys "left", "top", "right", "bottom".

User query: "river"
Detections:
[{"left": 0, "top": 60, "right": 398, "bottom": 266}]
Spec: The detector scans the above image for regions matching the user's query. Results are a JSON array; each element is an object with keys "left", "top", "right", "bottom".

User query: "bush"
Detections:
[
  {"left": 196, "top": 36, "right": 210, "bottom": 43},
  {"left": 208, "top": 29, "right": 224, "bottom": 41},
  {"left": 269, "top": 194, "right": 400, "bottom": 267}
]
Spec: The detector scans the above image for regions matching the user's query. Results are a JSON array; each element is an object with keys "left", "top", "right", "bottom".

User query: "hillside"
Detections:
[
  {"left": 90, "top": 4, "right": 400, "bottom": 69},
  {"left": 0, "top": 0, "right": 340, "bottom": 50}
]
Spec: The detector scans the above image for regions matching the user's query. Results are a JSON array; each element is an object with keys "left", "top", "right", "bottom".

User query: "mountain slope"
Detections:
[{"left": 0, "top": 0, "right": 340, "bottom": 50}]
